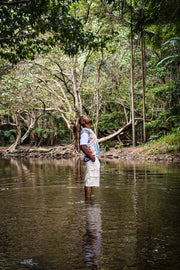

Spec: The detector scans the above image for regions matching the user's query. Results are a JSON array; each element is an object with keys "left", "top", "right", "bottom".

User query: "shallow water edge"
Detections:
[
  {"left": 0, "top": 158, "right": 180, "bottom": 270},
  {"left": 0, "top": 145, "right": 180, "bottom": 163}
]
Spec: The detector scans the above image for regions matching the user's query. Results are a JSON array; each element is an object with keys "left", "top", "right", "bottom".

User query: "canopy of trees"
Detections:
[{"left": 0, "top": 0, "right": 179, "bottom": 151}]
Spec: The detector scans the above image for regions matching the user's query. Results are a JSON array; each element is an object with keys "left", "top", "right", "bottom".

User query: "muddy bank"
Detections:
[
  {"left": 0, "top": 145, "right": 80, "bottom": 160},
  {"left": 0, "top": 145, "right": 180, "bottom": 163},
  {"left": 100, "top": 147, "right": 180, "bottom": 163}
]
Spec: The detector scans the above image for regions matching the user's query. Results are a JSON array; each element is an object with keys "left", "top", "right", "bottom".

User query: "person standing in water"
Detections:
[{"left": 79, "top": 115, "right": 100, "bottom": 199}]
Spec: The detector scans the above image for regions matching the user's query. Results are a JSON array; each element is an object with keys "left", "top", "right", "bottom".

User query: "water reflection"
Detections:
[
  {"left": 0, "top": 158, "right": 85, "bottom": 189},
  {"left": 0, "top": 158, "right": 180, "bottom": 270},
  {"left": 83, "top": 200, "right": 102, "bottom": 268}
]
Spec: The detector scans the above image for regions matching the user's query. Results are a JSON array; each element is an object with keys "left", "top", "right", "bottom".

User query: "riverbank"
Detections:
[
  {"left": 100, "top": 146, "right": 180, "bottom": 163},
  {"left": 0, "top": 144, "right": 180, "bottom": 163}
]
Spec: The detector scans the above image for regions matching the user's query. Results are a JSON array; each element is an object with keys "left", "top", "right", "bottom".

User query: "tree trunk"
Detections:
[
  {"left": 119, "top": 100, "right": 129, "bottom": 124},
  {"left": 141, "top": 15, "right": 146, "bottom": 143},
  {"left": 8, "top": 114, "right": 21, "bottom": 152},
  {"left": 94, "top": 79, "right": 100, "bottom": 136},
  {"left": 94, "top": 52, "right": 103, "bottom": 136},
  {"left": 72, "top": 118, "right": 81, "bottom": 152},
  {"left": 21, "top": 117, "right": 38, "bottom": 144},
  {"left": 130, "top": 2, "right": 136, "bottom": 146}
]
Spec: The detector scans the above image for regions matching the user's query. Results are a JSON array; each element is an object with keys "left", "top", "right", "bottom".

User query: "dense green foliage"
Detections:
[
  {"left": 0, "top": 0, "right": 101, "bottom": 63},
  {"left": 0, "top": 0, "right": 179, "bottom": 150},
  {"left": 143, "top": 129, "right": 180, "bottom": 155}
]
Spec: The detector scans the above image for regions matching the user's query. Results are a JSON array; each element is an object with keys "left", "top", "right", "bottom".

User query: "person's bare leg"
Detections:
[{"left": 85, "top": 186, "right": 92, "bottom": 199}]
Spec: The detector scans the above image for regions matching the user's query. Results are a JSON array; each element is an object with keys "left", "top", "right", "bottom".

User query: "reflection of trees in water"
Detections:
[
  {"left": 10, "top": 158, "right": 85, "bottom": 185},
  {"left": 74, "top": 158, "right": 84, "bottom": 184},
  {"left": 10, "top": 158, "right": 36, "bottom": 187},
  {"left": 131, "top": 162, "right": 170, "bottom": 269},
  {"left": 130, "top": 162, "right": 154, "bottom": 269},
  {"left": 10, "top": 158, "right": 29, "bottom": 176},
  {"left": 83, "top": 201, "right": 102, "bottom": 269}
]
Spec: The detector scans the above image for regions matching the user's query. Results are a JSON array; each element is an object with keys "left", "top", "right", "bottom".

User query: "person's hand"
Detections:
[{"left": 91, "top": 156, "right": 95, "bottom": 162}]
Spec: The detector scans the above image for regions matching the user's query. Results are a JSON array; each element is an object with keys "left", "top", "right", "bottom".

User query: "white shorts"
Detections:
[{"left": 85, "top": 158, "right": 100, "bottom": 187}]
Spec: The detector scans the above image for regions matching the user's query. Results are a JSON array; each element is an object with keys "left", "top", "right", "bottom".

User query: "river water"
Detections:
[{"left": 0, "top": 158, "right": 180, "bottom": 270}]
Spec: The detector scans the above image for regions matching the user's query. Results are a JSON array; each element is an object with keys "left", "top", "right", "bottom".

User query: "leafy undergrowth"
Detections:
[{"left": 142, "top": 130, "right": 180, "bottom": 155}]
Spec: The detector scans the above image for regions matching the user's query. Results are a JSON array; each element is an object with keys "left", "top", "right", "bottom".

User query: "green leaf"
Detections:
[{"left": 4, "top": 131, "right": 11, "bottom": 138}]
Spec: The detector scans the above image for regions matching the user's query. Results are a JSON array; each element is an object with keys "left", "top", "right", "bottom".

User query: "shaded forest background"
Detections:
[{"left": 0, "top": 0, "right": 179, "bottom": 152}]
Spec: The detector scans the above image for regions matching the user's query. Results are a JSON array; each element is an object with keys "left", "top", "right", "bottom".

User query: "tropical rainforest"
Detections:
[{"left": 0, "top": 0, "right": 180, "bottom": 153}]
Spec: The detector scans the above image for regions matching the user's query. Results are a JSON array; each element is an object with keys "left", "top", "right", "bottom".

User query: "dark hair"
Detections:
[{"left": 79, "top": 115, "right": 84, "bottom": 125}]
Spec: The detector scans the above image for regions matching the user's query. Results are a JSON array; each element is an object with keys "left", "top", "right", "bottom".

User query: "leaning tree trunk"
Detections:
[
  {"left": 98, "top": 119, "right": 143, "bottom": 144},
  {"left": 98, "top": 121, "right": 132, "bottom": 143},
  {"left": 8, "top": 114, "right": 21, "bottom": 152},
  {"left": 20, "top": 117, "right": 38, "bottom": 144}
]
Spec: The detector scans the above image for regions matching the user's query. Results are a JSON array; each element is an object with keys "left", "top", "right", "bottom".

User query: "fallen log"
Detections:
[{"left": 97, "top": 119, "right": 145, "bottom": 143}]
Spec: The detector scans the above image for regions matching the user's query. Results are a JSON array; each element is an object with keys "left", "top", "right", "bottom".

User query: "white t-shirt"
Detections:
[{"left": 80, "top": 128, "right": 99, "bottom": 162}]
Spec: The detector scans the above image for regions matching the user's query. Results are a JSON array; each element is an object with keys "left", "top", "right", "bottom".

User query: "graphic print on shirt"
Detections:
[
  {"left": 88, "top": 132, "right": 98, "bottom": 155},
  {"left": 80, "top": 128, "right": 99, "bottom": 161}
]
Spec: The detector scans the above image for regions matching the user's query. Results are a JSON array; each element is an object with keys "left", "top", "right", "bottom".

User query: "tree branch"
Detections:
[
  {"left": 35, "top": 61, "right": 75, "bottom": 103},
  {"left": 50, "top": 79, "right": 73, "bottom": 112},
  {"left": 98, "top": 118, "right": 144, "bottom": 143},
  {"left": 34, "top": 76, "right": 68, "bottom": 111},
  {"left": 0, "top": 1, "right": 30, "bottom": 6},
  {"left": 98, "top": 121, "right": 132, "bottom": 143},
  {"left": 78, "top": 50, "right": 93, "bottom": 90}
]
